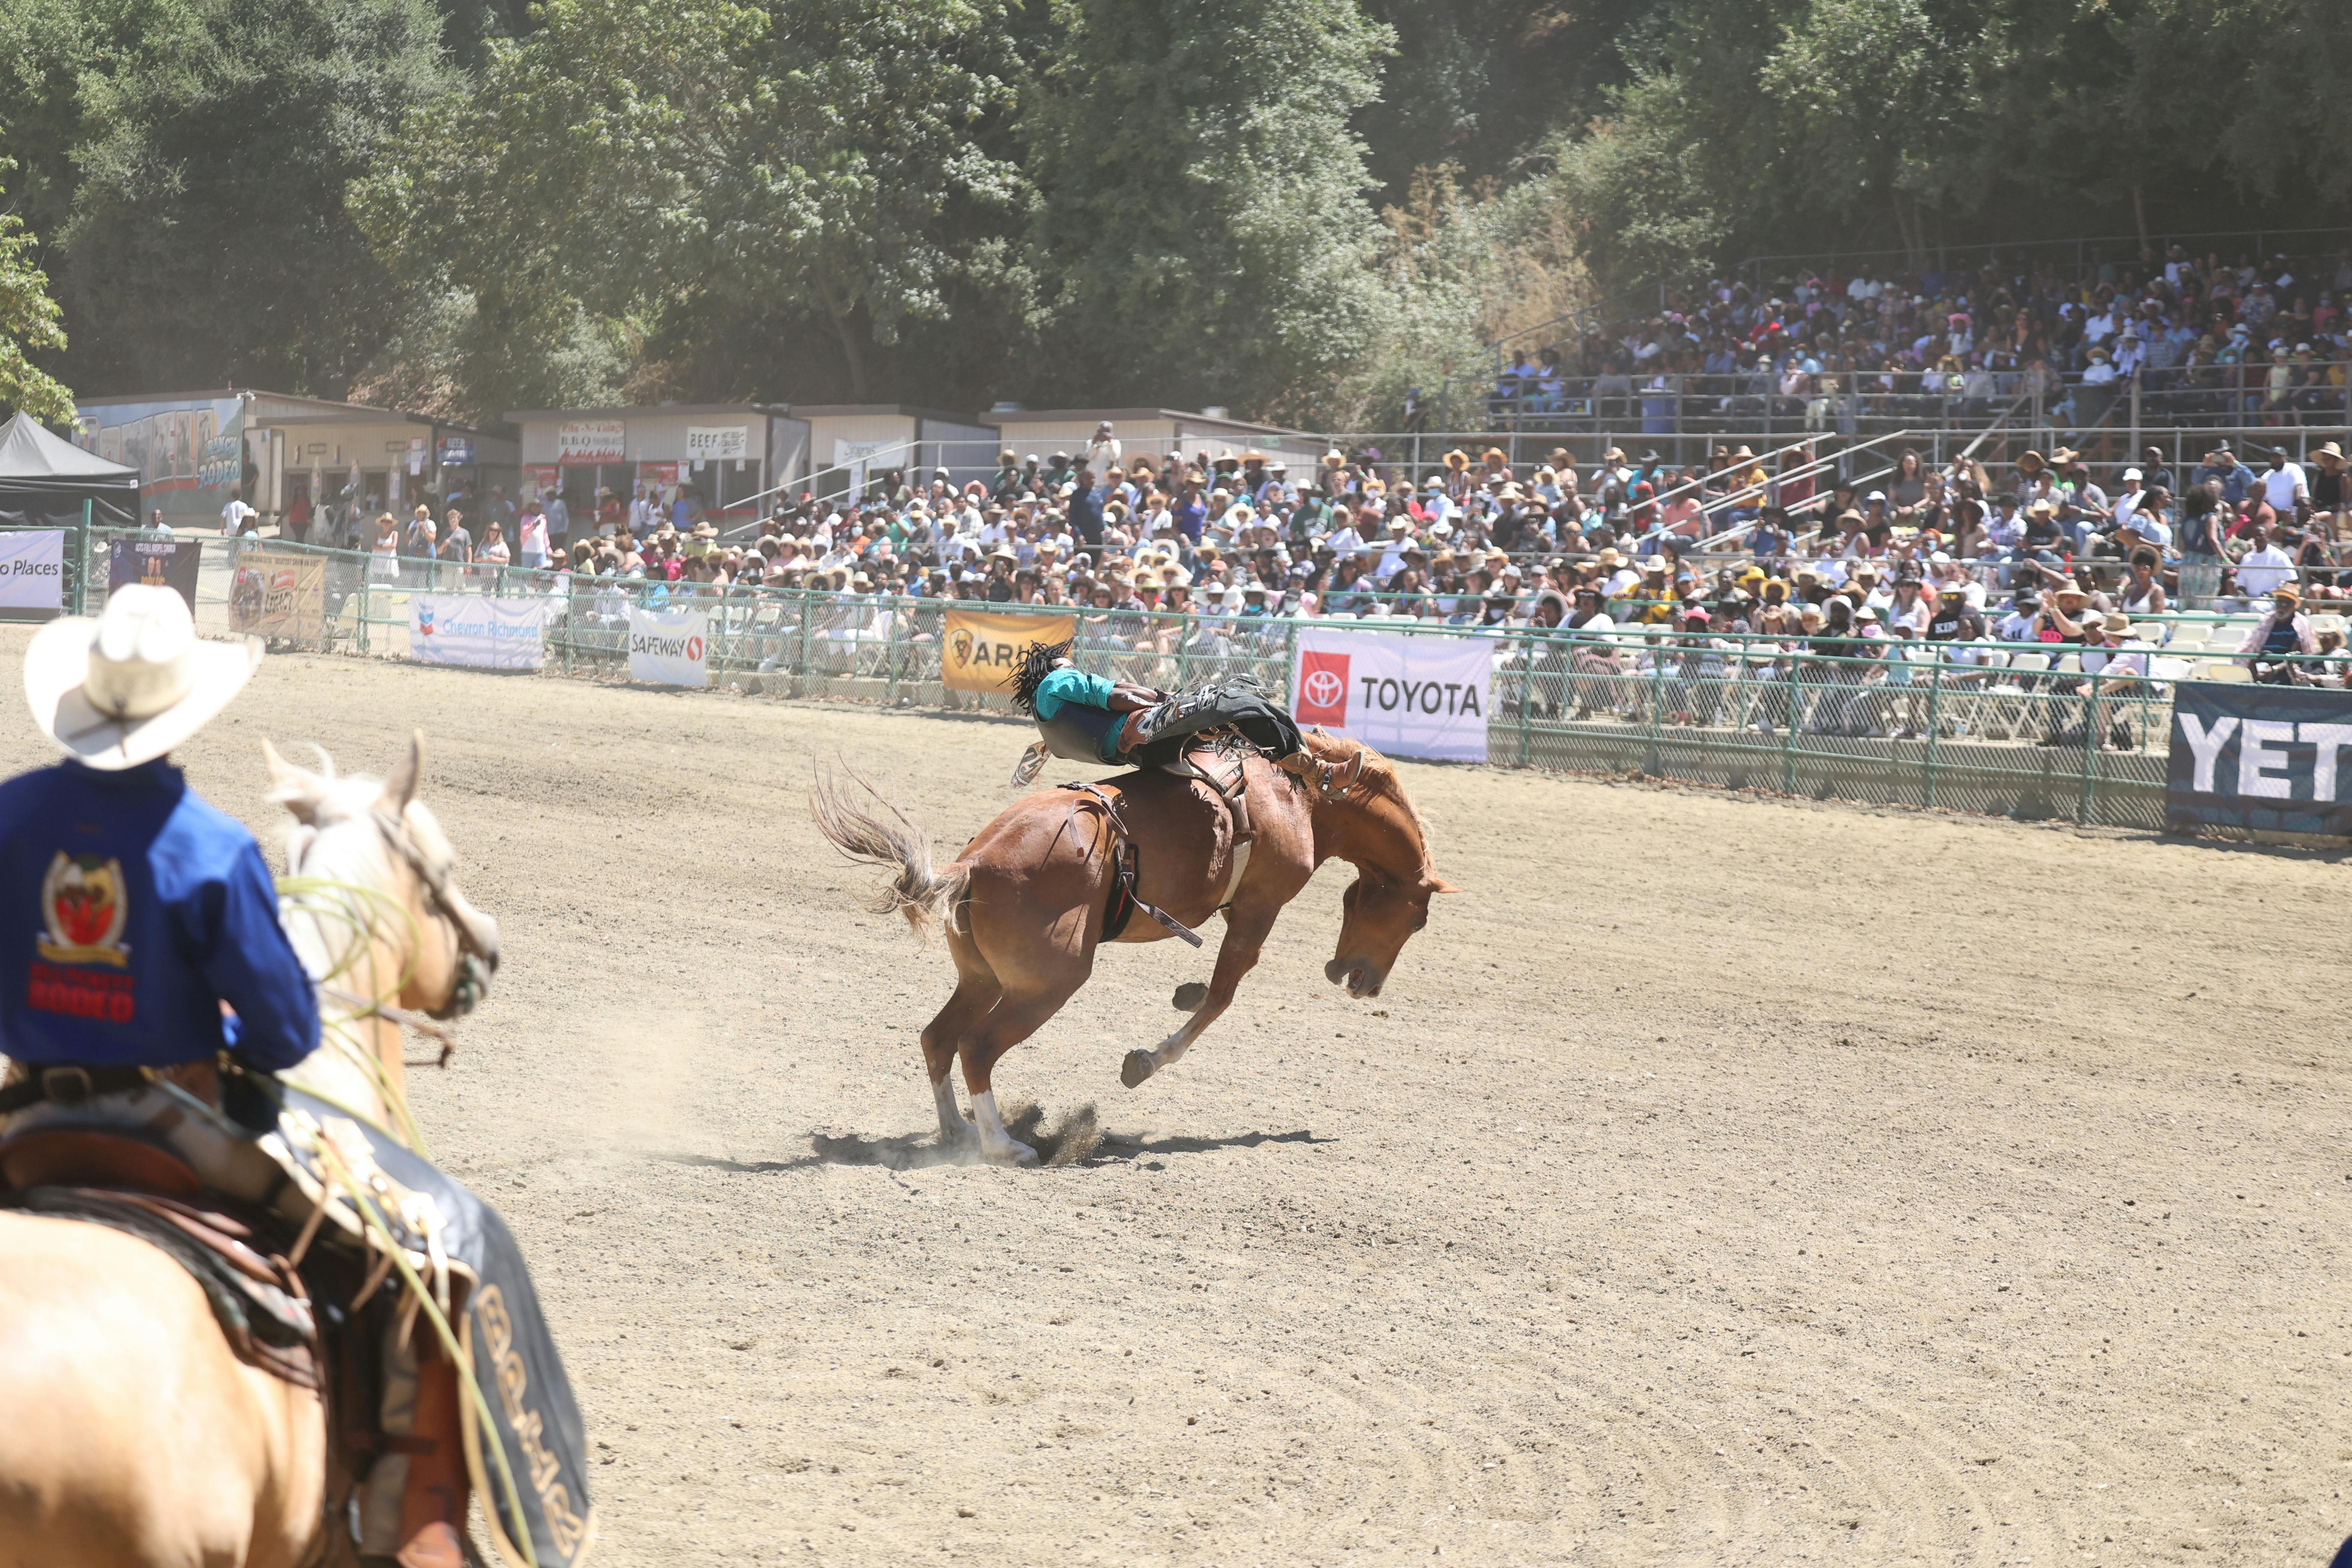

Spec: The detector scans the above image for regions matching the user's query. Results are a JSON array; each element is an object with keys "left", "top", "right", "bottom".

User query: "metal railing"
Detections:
[{"left": 62, "top": 528, "right": 2325, "bottom": 833}]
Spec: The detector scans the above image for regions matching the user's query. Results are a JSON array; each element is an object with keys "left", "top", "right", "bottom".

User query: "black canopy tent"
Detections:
[{"left": 0, "top": 410, "right": 140, "bottom": 529}]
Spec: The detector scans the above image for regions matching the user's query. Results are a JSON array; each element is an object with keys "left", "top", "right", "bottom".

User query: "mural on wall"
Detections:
[{"left": 74, "top": 397, "right": 248, "bottom": 522}]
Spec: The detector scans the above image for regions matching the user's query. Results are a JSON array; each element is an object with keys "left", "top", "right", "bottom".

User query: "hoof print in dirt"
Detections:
[
  {"left": 1121, "top": 1050, "right": 1158, "bottom": 1088},
  {"left": 1171, "top": 982, "right": 1208, "bottom": 1011}
]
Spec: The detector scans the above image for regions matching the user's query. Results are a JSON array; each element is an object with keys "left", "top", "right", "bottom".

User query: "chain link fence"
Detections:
[{"left": 72, "top": 529, "right": 2219, "bottom": 828}]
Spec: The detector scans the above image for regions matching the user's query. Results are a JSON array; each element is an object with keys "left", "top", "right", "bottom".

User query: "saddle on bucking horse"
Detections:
[{"left": 1008, "top": 642, "right": 1354, "bottom": 946}]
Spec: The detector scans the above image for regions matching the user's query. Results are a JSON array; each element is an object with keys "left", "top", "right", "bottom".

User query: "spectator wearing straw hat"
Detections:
[
  {"left": 2312, "top": 442, "right": 2349, "bottom": 530},
  {"left": 2239, "top": 582, "right": 2316, "bottom": 680}
]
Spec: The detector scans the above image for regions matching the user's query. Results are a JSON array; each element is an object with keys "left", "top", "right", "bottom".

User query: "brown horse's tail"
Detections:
[{"left": 809, "top": 769, "right": 971, "bottom": 937}]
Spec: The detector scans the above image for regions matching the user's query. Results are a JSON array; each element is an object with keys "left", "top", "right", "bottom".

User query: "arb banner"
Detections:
[
  {"left": 408, "top": 594, "right": 550, "bottom": 671},
  {"left": 1291, "top": 626, "right": 1495, "bottom": 762},
  {"left": 108, "top": 538, "right": 201, "bottom": 613},
  {"left": 2166, "top": 683, "right": 2352, "bottom": 836},
  {"left": 0, "top": 530, "right": 64, "bottom": 616},
  {"left": 628, "top": 607, "right": 709, "bottom": 687},
  {"left": 941, "top": 609, "right": 1075, "bottom": 694}
]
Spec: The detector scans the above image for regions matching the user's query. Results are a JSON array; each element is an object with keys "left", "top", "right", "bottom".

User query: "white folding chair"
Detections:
[
  {"left": 2200, "top": 662, "right": 2252, "bottom": 683},
  {"left": 1982, "top": 651, "right": 2049, "bottom": 740}
]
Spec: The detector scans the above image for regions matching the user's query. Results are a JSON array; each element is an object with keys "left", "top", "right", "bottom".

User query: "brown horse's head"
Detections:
[
  {"left": 1327, "top": 868, "right": 1452, "bottom": 998},
  {"left": 1307, "top": 735, "right": 1456, "bottom": 999}
]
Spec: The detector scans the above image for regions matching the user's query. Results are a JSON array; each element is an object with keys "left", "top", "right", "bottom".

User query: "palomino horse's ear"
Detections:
[
  {"left": 383, "top": 730, "right": 424, "bottom": 812},
  {"left": 262, "top": 738, "right": 325, "bottom": 825},
  {"left": 1429, "top": 879, "right": 1464, "bottom": 894}
]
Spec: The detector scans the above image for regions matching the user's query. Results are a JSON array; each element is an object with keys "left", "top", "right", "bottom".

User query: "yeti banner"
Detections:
[{"left": 2166, "top": 683, "right": 2352, "bottom": 837}]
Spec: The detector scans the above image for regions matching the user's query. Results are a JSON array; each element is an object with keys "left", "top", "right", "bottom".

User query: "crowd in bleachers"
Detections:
[{"left": 1485, "top": 245, "right": 2352, "bottom": 432}]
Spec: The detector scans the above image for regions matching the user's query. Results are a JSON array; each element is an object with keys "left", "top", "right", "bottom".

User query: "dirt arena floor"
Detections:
[{"left": 6, "top": 625, "right": 2349, "bottom": 1567}]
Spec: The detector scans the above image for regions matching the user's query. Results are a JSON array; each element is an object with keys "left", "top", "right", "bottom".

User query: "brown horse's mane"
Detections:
[{"left": 1298, "top": 729, "right": 1432, "bottom": 879}]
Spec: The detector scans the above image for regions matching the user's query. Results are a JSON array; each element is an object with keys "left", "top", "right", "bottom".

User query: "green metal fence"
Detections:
[{"left": 75, "top": 528, "right": 2246, "bottom": 829}]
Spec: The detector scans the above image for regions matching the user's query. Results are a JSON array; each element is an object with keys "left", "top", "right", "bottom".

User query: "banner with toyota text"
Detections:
[
  {"left": 2166, "top": 683, "right": 2352, "bottom": 837},
  {"left": 1291, "top": 626, "right": 1495, "bottom": 762},
  {"left": 941, "top": 608, "right": 1077, "bottom": 694}
]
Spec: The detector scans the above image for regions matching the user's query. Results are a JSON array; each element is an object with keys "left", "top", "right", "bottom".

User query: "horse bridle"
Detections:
[{"left": 366, "top": 807, "right": 493, "bottom": 1020}]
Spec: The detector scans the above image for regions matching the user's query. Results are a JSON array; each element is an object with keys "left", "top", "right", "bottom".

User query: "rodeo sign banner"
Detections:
[
  {"left": 407, "top": 594, "right": 550, "bottom": 671},
  {"left": 1291, "top": 626, "right": 1495, "bottom": 762},
  {"left": 2166, "top": 682, "right": 2352, "bottom": 837},
  {"left": 628, "top": 607, "right": 709, "bottom": 687},
  {"left": 941, "top": 609, "right": 1076, "bottom": 695}
]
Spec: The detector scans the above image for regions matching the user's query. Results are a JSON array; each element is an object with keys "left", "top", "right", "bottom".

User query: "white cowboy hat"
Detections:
[{"left": 24, "top": 584, "right": 261, "bottom": 770}]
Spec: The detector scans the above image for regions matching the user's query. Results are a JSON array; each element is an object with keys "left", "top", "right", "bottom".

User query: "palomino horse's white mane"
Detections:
[{"left": 266, "top": 740, "right": 470, "bottom": 1150}]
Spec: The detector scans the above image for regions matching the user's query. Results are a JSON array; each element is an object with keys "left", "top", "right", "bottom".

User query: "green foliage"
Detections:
[
  {"left": 0, "top": 0, "right": 451, "bottom": 398},
  {"left": 1545, "top": 0, "right": 2352, "bottom": 286},
  {"left": 0, "top": 158, "right": 75, "bottom": 423},
  {"left": 1017, "top": 0, "right": 1393, "bottom": 424},
  {"left": 355, "top": 0, "right": 1025, "bottom": 413},
  {"left": 12, "top": 0, "right": 2352, "bottom": 430}
]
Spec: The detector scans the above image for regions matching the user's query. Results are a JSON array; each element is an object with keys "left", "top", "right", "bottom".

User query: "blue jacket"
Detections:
[{"left": 0, "top": 759, "right": 319, "bottom": 1071}]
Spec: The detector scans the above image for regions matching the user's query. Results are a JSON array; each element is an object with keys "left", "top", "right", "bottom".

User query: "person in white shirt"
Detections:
[
  {"left": 219, "top": 492, "right": 257, "bottom": 534},
  {"left": 2234, "top": 529, "right": 2297, "bottom": 597},
  {"left": 1083, "top": 422, "right": 1121, "bottom": 475},
  {"left": 2259, "top": 450, "right": 2308, "bottom": 515},
  {"left": 1420, "top": 484, "right": 1455, "bottom": 530},
  {"left": 629, "top": 487, "right": 655, "bottom": 533},
  {"left": 2111, "top": 469, "right": 2147, "bottom": 530}
]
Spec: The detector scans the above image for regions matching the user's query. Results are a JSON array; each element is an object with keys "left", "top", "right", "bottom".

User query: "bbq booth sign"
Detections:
[{"left": 1291, "top": 627, "right": 1494, "bottom": 762}]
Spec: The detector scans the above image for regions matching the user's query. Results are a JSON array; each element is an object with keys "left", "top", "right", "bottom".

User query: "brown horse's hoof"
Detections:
[
  {"left": 1171, "top": 982, "right": 1208, "bottom": 1011},
  {"left": 1121, "top": 1050, "right": 1158, "bottom": 1088}
]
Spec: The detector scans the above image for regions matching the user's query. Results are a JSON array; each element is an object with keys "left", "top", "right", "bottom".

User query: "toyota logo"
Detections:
[{"left": 1302, "top": 668, "right": 1345, "bottom": 709}]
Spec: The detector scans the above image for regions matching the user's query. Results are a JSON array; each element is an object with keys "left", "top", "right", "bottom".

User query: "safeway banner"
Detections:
[
  {"left": 941, "top": 609, "right": 1076, "bottom": 694},
  {"left": 408, "top": 594, "right": 550, "bottom": 671},
  {"left": 2167, "top": 683, "right": 2352, "bottom": 837},
  {"left": 1291, "top": 627, "right": 1495, "bottom": 762},
  {"left": 0, "top": 530, "right": 64, "bottom": 615},
  {"left": 628, "top": 607, "right": 709, "bottom": 687}
]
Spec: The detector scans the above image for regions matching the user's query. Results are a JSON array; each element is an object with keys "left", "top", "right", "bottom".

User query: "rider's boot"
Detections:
[{"left": 395, "top": 1350, "right": 470, "bottom": 1568}]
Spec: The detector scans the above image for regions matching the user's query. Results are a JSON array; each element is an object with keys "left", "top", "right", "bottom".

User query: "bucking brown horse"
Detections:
[{"left": 811, "top": 729, "right": 1455, "bottom": 1165}]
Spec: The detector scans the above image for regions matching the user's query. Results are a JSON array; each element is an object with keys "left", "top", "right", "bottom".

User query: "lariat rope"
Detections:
[
  {"left": 272, "top": 872, "right": 436, "bottom": 1153},
  {"left": 277, "top": 1089, "right": 538, "bottom": 1568},
  {"left": 262, "top": 868, "right": 533, "bottom": 1563}
]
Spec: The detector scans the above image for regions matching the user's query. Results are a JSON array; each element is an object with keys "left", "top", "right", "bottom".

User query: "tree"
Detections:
[
  {"left": 355, "top": 0, "right": 1026, "bottom": 411},
  {"left": 2, "top": 0, "right": 452, "bottom": 398},
  {"left": 1019, "top": 0, "right": 1394, "bottom": 423},
  {"left": 0, "top": 157, "right": 74, "bottom": 423}
]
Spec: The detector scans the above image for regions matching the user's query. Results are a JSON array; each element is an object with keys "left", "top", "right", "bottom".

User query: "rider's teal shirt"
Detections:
[{"left": 1032, "top": 668, "right": 1122, "bottom": 760}]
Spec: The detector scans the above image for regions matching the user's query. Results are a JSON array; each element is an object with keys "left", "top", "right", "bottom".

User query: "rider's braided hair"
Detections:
[{"left": 1009, "top": 638, "right": 1075, "bottom": 717}]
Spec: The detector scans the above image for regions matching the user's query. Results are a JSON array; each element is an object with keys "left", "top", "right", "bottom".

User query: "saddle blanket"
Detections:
[{"left": 263, "top": 1081, "right": 599, "bottom": 1568}]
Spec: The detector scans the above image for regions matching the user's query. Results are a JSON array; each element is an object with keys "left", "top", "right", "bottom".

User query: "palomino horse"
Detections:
[
  {"left": 813, "top": 729, "right": 1455, "bottom": 1165},
  {"left": 0, "top": 735, "right": 499, "bottom": 1568}
]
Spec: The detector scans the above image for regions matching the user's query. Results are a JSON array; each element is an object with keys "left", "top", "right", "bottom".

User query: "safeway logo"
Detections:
[{"left": 1296, "top": 650, "right": 1350, "bottom": 725}]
